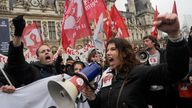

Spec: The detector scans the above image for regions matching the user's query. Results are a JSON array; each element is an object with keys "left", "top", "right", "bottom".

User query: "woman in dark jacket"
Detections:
[{"left": 82, "top": 13, "right": 189, "bottom": 108}]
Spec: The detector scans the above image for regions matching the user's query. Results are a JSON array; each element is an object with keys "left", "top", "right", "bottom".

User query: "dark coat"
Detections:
[
  {"left": 88, "top": 40, "right": 189, "bottom": 108},
  {"left": 145, "top": 46, "right": 175, "bottom": 108},
  {"left": 6, "top": 42, "right": 60, "bottom": 88}
]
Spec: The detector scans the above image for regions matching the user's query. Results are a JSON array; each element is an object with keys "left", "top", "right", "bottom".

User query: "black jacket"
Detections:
[
  {"left": 145, "top": 45, "right": 174, "bottom": 108},
  {"left": 6, "top": 42, "right": 60, "bottom": 88},
  {"left": 88, "top": 40, "right": 189, "bottom": 108}
]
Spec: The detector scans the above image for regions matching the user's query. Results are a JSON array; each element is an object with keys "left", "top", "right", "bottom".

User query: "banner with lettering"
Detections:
[
  {"left": 0, "top": 74, "right": 70, "bottom": 108},
  {"left": 64, "top": 43, "right": 95, "bottom": 62},
  {"left": 0, "top": 19, "right": 10, "bottom": 56}
]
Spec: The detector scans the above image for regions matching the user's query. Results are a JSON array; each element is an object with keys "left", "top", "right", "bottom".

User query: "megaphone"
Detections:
[
  {"left": 136, "top": 49, "right": 149, "bottom": 64},
  {"left": 48, "top": 62, "right": 102, "bottom": 108}
]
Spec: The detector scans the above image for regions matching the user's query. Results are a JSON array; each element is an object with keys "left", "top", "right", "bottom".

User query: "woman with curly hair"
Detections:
[{"left": 82, "top": 13, "right": 189, "bottom": 108}]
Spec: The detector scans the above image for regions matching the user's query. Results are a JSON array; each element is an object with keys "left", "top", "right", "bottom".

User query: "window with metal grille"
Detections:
[{"left": 48, "top": 21, "right": 56, "bottom": 40}]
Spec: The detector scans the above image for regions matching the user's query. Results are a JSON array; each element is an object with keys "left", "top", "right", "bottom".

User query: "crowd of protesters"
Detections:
[{"left": 0, "top": 12, "right": 192, "bottom": 108}]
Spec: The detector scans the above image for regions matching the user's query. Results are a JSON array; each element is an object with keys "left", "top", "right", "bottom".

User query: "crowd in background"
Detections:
[{"left": 0, "top": 13, "right": 192, "bottom": 108}]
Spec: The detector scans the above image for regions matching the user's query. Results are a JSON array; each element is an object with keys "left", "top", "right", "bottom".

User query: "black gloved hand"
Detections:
[{"left": 12, "top": 15, "right": 26, "bottom": 37}]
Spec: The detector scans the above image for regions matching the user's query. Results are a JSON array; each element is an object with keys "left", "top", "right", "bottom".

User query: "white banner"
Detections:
[
  {"left": 64, "top": 43, "right": 95, "bottom": 62},
  {"left": 0, "top": 74, "right": 70, "bottom": 108}
]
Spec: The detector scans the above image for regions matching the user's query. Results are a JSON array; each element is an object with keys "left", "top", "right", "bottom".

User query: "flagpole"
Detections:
[{"left": 0, "top": 68, "right": 13, "bottom": 86}]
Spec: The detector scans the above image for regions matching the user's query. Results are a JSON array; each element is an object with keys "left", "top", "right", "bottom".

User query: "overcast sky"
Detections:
[{"left": 115, "top": 0, "right": 192, "bottom": 25}]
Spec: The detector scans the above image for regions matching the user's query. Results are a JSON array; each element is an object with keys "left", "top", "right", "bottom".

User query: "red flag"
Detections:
[
  {"left": 151, "top": 5, "right": 158, "bottom": 39},
  {"left": 61, "top": 0, "right": 70, "bottom": 51},
  {"left": 110, "top": 5, "right": 129, "bottom": 39},
  {"left": 103, "top": 10, "right": 112, "bottom": 41},
  {"left": 61, "top": 0, "right": 92, "bottom": 51},
  {"left": 172, "top": 0, "right": 178, "bottom": 15},
  {"left": 84, "top": 0, "right": 107, "bottom": 22},
  {"left": 64, "top": 0, "right": 69, "bottom": 13},
  {"left": 22, "top": 23, "right": 43, "bottom": 56}
]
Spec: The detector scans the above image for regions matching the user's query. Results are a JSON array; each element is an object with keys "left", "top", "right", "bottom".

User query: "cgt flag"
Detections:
[
  {"left": 110, "top": 5, "right": 129, "bottom": 39},
  {"left": 62, "top": 0, "right": 92, "bottom": 51},
  {"left": 22, "top": 23, "right": 43, "bottom": 56}
]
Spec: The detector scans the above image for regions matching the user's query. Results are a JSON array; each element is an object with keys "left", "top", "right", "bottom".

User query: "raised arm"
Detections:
[{"left": 155, "top": 13, "right": 189, "bottom": 82}]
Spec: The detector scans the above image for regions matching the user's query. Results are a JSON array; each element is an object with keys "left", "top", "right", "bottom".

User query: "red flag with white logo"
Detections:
[
  {"left": 22, "top": 23, "right": 43, "bottom": 56},
  {"left": 151, "top": 5, "right": 158, "bottom": 39},
  {"left": 61, "top": 0, "right": 92, "bottom": 51},
  {"left": 172, "top": 0, "right": 178, "bottom": 15},
  {"left": 84, "top": 0, "right": 107, "bottom": 22},
  {"left": 110, "top": 5, "right": 129, "bottom": 38}
]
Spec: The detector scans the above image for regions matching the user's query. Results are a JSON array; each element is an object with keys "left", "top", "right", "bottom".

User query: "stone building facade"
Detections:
[{"left": 0, "top": 0, "right": 162, "bottom": 52}]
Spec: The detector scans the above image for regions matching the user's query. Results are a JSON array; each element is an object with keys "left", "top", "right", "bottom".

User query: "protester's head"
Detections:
[
  {"left": 143, "top": 36, "right": 160, "bottom": 50},
  {"left": 189, "top": 76, "right": 192, "bottom": 84},
  {"left": 72, "top": 61, "right": 86, "bottom": 73},
  {"left": 36, "top": 44, "right": 54, "bottom": 65},
  {"left": 131, "top": 43, "right": 139, "bottom": 53},
  {"left": 87, "top": 49, "right": 102, "bottom": 64},
  {"left": 106, "top": 38, "right": 139, "bottom": 72},
  {"left": 66, "top": 56, "right": 74, "bottom": 66}
]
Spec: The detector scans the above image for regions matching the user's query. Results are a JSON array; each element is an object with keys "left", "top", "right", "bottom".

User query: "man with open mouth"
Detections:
[{"left": 4, "top": 15, "right": 62, "bottom": 88}]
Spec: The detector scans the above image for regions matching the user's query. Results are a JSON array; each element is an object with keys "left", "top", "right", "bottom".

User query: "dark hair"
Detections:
[
  {"left": 106, "top": 38, "right": 140, "bottom": 77},
  {"left": 72, "top": 61, "right": 86, "bottom": 72},
  {"left": 66, "top": 56, "right": 74, "bottom": 61},
  {"left": 143, "top": 35, "right": 160, "bottom": 49},
  {"left": 87, "top": 49, "right": 98, "bottom": 63}
]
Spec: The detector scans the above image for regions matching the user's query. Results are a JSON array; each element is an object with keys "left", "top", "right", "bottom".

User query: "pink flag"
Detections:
[
  {"left": 61, "top": 0, "right": 92, "bottom": 51},
  {"left": 151, "top": 5, "right": 158, "bottom": 39},
  {"left": 22, "top": 23, "right": 43, "bottom": 56}
]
